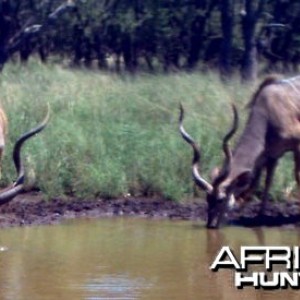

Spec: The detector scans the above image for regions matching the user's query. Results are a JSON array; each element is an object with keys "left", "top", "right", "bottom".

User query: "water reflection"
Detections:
[
  {"left": 74, "top": 275, "right": 150, "bottom": 300},
  {"left": 0, "top": 218, "right": 299, "bottom": 299}
]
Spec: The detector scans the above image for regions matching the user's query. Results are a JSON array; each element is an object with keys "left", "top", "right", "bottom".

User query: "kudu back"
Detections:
[{"left": 179, "top": 74, "right": 300, "bottom": 229}]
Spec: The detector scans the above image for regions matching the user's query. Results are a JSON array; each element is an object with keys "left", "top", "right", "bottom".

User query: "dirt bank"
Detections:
[{"left": 0, "top": 192, "right": 299, "bottom": 228}]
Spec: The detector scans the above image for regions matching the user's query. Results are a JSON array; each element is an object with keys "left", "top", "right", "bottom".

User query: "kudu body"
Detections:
[
  {"left": 179, "top": 74, "right": 300, "bottom": 228},
  {"left": 0, "top": 108, "right": 49, "bottom": 205}
]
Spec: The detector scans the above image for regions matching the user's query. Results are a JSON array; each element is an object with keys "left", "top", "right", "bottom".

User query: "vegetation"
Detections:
[
  {"left": 0, "top": 61, "right": 295, "bottom": 201},
  {"left": 1, "top": 1, "right": 300, "bottom": 81}
]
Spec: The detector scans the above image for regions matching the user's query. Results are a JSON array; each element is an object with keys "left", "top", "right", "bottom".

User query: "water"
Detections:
[{"left": 0, "top": 217, "right": 299, "bottom": 299}]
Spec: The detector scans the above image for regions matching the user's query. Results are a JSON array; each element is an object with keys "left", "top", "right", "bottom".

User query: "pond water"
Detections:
[{"left": 0, "top": 217, "right": 300, "bottom": 300}]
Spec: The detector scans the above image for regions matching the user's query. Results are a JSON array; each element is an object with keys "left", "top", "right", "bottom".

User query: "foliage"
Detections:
[{"left": 1, "top": 0, "right": 300, "bottom": 77}]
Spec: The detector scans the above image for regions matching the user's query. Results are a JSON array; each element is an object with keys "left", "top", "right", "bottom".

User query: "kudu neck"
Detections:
[{"left": 227, "top": 108, "right": 268, "bottom": 179}]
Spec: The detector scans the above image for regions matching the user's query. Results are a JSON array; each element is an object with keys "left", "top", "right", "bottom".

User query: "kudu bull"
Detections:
[
  {"left": 179, "top": 74, "right": 300, "bottom": 229},
  {"left": 0, "top": 107, "right": 49, "bottom": 205}
]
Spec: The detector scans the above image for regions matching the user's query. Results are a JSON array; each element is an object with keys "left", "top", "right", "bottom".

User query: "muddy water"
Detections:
[{"left": 0, "top": 218, "right": 300, "bottom": 300}]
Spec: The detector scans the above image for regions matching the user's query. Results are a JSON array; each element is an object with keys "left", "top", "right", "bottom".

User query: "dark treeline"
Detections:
[{"left": 1, "top": 0, "right": 300, "bottom": 80}]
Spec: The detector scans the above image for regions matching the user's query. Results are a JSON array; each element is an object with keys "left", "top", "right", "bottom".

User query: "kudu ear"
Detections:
[{"left": 231, "top": 170, "right": 252, "bottom": 189}]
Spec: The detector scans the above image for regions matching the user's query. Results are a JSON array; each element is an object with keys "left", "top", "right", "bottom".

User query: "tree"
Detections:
[
  {"left": 219, "top": 0, "right": 234, "bottom": 79},
  {"left": 240, "top": 0, "right": 265, "bottom": 82},
  {"left": 0, "top": 0, "right": 76, "bottom": 70}
]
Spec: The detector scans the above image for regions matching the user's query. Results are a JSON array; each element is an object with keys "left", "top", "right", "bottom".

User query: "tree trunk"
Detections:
[
  {"left": 0, "top": 1, "right": 12, "bottom": 68},
  {"left": 240, "top": 0, "right": 265, "bottom": 82},
  {"left": 187, "top": 0, "right": 217, "bottom": 70},
  {"left": 241, "top": 17, "right": 258, "bottom": 82},
  {"left": 122, "top": 34, "right": 136, "bottom": 73},
  {"left": 219, "top": 0, "right": 234, "bottom": 80},
  {"left": 187, "top": 16, "right": 206, "bottom": 70}
]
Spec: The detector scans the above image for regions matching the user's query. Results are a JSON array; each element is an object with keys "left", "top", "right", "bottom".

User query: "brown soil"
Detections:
[{"left": 0, "top": 192, "right": 299, "bottom": 228}]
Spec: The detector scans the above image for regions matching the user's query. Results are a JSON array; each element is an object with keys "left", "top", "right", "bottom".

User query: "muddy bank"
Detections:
[
  {"left": 0, "top": 192, "right": 299, "bottom": 228},
  {"left": 0, "top": 192, "right": 206, "bottom": 228}
]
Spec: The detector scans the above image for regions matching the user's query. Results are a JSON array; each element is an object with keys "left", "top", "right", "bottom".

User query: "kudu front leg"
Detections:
[{"left": 260, "top": 158, "right": 277, "bottom": 214}]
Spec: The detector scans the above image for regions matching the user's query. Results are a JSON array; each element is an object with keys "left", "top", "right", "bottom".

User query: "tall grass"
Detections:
[{"left": 0, "top": 61, "right": 294, "bottom": 201}]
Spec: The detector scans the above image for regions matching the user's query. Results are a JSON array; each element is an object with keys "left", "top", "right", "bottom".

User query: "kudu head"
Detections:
[
  {"left": 0, "top": 108, "right": 49, "bottom": 206},
  {"left": 179, "top": 104, "right": 239, "bottom": 229}
]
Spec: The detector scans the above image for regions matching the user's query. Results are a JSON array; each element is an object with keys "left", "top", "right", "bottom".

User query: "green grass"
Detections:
[{"left": 0, "top": 61, "right": 295, "bottom": 201}]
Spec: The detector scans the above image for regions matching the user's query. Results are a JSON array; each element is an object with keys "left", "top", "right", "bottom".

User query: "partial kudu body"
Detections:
[
  {"left": 0, "top": 108, "right": 49, "bottom": 205},
  {"left": 179, "top": 74, "right": 300, "bottom": 229}
]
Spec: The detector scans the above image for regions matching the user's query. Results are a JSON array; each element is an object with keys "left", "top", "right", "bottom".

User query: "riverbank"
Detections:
[
  {"left": 0, "top": 192, "right": 206, "bottom": 227},
  {"left": 0, "top": 192, "right": 299, "bottom": 228}
]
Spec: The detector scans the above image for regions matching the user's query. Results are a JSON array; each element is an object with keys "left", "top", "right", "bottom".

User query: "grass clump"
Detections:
[{"left": 0, "top": 61, "right": 294, "bottom": 201}]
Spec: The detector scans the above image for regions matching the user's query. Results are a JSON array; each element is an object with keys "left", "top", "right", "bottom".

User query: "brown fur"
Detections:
[
  {"left": 180, "top": 74, "right": 300, "bottom": 227},
  {"left": 246, "top": 74, "right": 282, "bottom": 108},
  {"left": 222, "top": 74, "right": 300, "bottom": 210}
]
